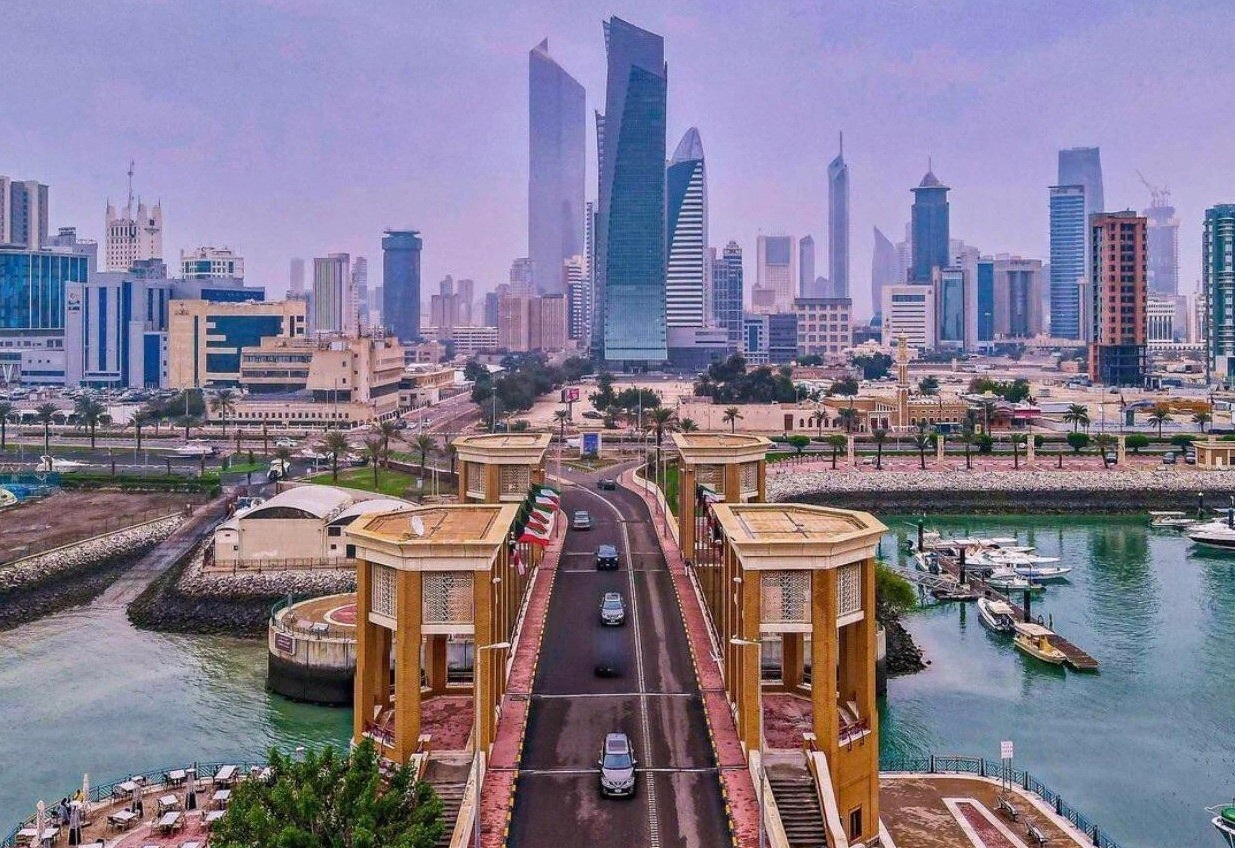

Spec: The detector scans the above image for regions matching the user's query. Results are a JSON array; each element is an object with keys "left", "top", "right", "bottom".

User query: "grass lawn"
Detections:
[
  {"left": 307, "top": 466, "right": 431, "bottom": 498},
  {"left": 658, "top": 463, "right": 680, "bottom": 516}
]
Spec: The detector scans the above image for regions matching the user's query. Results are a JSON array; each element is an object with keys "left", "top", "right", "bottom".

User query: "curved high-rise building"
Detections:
[
  {"left": 382, "top": 229, "right": 422, "bottom": 344},
  {"left": 593, "top": 16, "right": 667, "bottom": 365},
  {"left": 827, "top": 133, "right": 849, "bottom": 298},
  {"left": 666, "top": 127, "right": 707, "bottom": 328},
  {"left": 528, "top": 39, "right": 585, "bottom": 296}
]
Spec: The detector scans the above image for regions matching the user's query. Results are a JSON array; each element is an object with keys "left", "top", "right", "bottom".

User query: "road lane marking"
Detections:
[
  {"left": 509, "top": 767, "right": 719, "bottom": 776},
  {"left": 531, "top": 692, "right": 695, "bottom": 699}
]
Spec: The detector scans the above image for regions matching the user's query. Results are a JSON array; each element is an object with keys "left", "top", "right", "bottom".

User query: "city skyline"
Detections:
[{"left": 7, "top": 1, "right": 1235, "bottom": 320}]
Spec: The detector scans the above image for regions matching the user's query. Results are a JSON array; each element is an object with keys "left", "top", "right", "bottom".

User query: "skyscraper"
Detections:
[
  {"left": 594, "top": 16, "right": 668, "bottom": 364},
  {"left": 351, "top": 256, "right": 369, "bottom": 329},
  {"left": 382, "top": 229, "right": 423, "bottom": 344},
  {"left": 1141, "top": 180, "right": 1180, "bottom": 296},
  {"left": 1088, "top": 212, "right": 1147, "bottom": 386},
  {"left": 666, "top": 127, "right": 707, "bottom": 328},
  {"left": 1058, "top": 147, "right": 1105, "bottom": 323},
  {"left": 1203, "top": 205, "right": 1235, "bottom": 385},
  {"left": 798, "top": 235, "right": 817, "bottom": 298},
  {"left": 312, "top": 253, "right": 349, "bottom": 334},
  {"left": 0, "top": 178, "right": 49, "bottom": 249},
  {"left": 754, "top": 234, "right": 796, "bottom": 312},
  {"left": 105, "top": 199, "right": 162, "bottom": 271},
  {"left": 710, "top": 241, "right": 744, "bottom": 352},
  {"left": 910, "top": 166, "right": 949, "bottom": 284},
  {"left": 828, "top": 133, "right": 850, "bottom": 298},
  {"left": 871, "top": 227, "right": 897, "bottom": 321},
  {"left": 289, "top": 258, "right": 305, "bottom": 296},
  {"left": 1049, "top": 185, "right": 1086, "bottom": 339},
  {"left": 528, "top": 39, "right": 586, "bottom": 296}
]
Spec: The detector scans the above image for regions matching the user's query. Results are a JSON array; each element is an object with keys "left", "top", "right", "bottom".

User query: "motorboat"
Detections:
[
  {"left": 174, "top": 440, "right": 216, "bottom": 457},
  {"left": 1209, "top": 803, "right": 1235, "bottom": 847},
  {"left": 0, "top": 488, "right": 17, "bottom": 509},
  {"left": 1149, "top": 510, "right": 1197, "bottom": 529},
  {"left": 987, "top": 549, "right": 1062, "bottom": 566},
  {"left": 913, "top": 551, "right": 944, "bottom": 574},
  {"left": 1187, "top": 516, "right": 1235, "bottom": 551},
  {"left": 1013, "top": 622, "right": 1067, "bottom": 665},
  {"left": 986, "top": 567, "right": 1043, "bottom": 593},
  {"left": 33, "top": 455, "right": 89, "bottom": 472},
  {"left": 1010, "top": 563, "right": 1073, "bottom": 581},
  {"left": 976, "top": 597, "right": 1017, "bottom": 633}
]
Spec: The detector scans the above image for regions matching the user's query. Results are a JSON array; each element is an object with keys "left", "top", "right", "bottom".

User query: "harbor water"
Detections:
[
  {"left": 1, "top": 514, "right": 1232, "bottom": 848},
  {"left": 879, "top": 514, "right": 1235, "bottom": 848}
]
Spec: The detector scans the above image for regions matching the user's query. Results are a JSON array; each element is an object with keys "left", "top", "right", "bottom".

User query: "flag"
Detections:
[
  {"left": 510, "top": 544, "right": 526, "bottom": 576},
  {"left": 525, "top": 510, "right": 552, "bottom": 533},
  {"left": 534, "top": 493, "right": 559, "bottom": 512},
  {"left": 534, "top": 484, "right": 561, "bottom": 508},
  {"left": 519, "top": 522, "right": 552, "bottom": 547}
]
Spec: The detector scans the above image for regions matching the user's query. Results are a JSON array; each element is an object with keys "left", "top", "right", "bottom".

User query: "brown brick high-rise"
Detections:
[{"left": 1089, "top": 211, "right": 1148, "bottom": 386}]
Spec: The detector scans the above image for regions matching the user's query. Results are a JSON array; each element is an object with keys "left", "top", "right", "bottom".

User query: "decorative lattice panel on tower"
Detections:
[
  {"left": 499, "top": 465, "right": 530, "bottom": 498},
  {"left": 695, "top": 464, "right": 722, "bottom": 493},
  {"left": 740, "top": 461, "right": 759, "bottom": 493},
  {"left": 465, "top": 462, "right": 486, "bottom": 498},
  {"left": 761, "top": 570, "right": 810, "bottom": 624},
  {"left": 838, "top": 563, "right": 862, "bottom": 618},
  {"left": 371, "top": 564, "right": 396, "bottom": 618},
  {"left": 422, "top": 572, "right": 474, "bottom": 625}
]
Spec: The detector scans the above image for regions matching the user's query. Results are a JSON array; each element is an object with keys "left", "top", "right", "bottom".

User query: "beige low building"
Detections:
[
  {"left": 213, "top": 485, "right": 413, "bottom": 567},
  {"left": 167, "top": 299, "right": 307, "bottom": 388},
  {"left": 399, "top": 364, "right": 456, "bottom": 409}
]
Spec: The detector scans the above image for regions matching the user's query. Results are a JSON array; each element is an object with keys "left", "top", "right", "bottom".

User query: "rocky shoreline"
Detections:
[
  {"left": 883, "top": 616, "right": 926, "bottom": 676},
  {"left": 128, "top": 543, "right": 355, "bottom": 637},
  {"left": 0, "top": 516, "right": 183, "bottom": 631}
]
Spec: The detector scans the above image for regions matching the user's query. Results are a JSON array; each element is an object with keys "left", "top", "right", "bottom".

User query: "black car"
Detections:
[
  {"left": 597, "top": 477, "right": 617, "bottom": 490},
  {"left": 596, "top": 544, "right": 619, "bottom": 570}
]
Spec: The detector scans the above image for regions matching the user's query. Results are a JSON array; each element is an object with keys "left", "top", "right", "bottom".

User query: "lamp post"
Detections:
[
  {"left": 473, "top": 640, "right": 511, "bottom": 848},
  {"left": 731, "top": 636, "right": 766, "bottom": 848}
]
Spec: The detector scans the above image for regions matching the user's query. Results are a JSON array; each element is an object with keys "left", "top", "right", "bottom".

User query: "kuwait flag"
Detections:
[
  {"left": 510, "top": 543, "right": 527, "bottom": 576},
  {"left": 519, "top": 522, "right": 552, "bottom": 547},
  {"left": 534, "top": 484, "right": 560, "bottom": 510}
]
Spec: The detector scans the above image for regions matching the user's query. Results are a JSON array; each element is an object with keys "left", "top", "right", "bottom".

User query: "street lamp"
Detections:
[
  {"left": 473, "top": 640, "right": 511, "bottom": 848},
  {"left": 730, "top": 636, "right": 767, "bottom": 848}
]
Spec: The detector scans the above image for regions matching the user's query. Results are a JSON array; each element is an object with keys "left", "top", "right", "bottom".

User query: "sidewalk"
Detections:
[
  {"left": 481, "top": 524, "right": 564, "bottom": 848},
  {"left": 618, "top": 469, "right": 760, "bottom": 848}
]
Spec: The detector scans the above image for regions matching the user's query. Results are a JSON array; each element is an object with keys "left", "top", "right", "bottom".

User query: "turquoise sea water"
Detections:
[{"left": 878, "top": 515, "right": 1235, "bottom": 848}]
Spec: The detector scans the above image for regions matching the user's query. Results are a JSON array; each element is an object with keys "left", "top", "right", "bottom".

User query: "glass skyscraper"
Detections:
[
  {"left": 0, "top": 248, "right": 88, "bottom": 332},
  {"left": 1049, "top": 185, "right": 1086, "bottom": 339},
  {"left": 711, "top": 241, "right": 743, "bottom": 353},
  {"left": 827, "top": 133, "right": 849, "bottom": 298},
  {"left": 910, "top": 168, "right": 949, "bottom": 284},
  {"left": 666, "top": 127, "right": 706, "bottom": 328},
  {"left": 382, "top": 229, "right": 423, "bottom": 344},
  {"left": 594, "top": 16, "right": 667, "bottom": 365},
  {"left": 870, "top": 226, "right": 896, "bottom": 321},
  {"left": 528, "top": 39, "right": 585, "bottom": 296},
  {"left": 1204, "top": 205, "right": 1235, "bottom": 385}
]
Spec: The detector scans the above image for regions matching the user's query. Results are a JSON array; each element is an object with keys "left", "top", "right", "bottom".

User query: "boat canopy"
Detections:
[{"left": 1014, "top": 622, "right": 1054, "bottom": 638}]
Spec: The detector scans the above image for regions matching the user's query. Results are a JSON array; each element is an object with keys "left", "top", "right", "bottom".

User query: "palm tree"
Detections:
[
  {"left": 825, "top": 433, "right": 847, "bottom": 469},
  {"left": 1063, "top": 403, "right": 1090, "bottom": 433},
  {"left": 322, "top": 431, "right": 350, "bottom": 482},
  {"left": 0, "top": 400, "right": 11, "bottom": 451},
  {"left": 722, "top": 407, "right": 742, "bottom": 433},
  {"left": 1147, "top": 404, "right": 1173, "bottom": 436},
  {"left": 1011, "top": 433, "right": 1025, "bottom": 469},
  {"left": 175, "top": 415, "right": 201, "bottom": 441},
  {"left": 871, "top": 428, "right": 889, "bottom": 470},
  {"left": 912, "top": 422, "right": 930, "bottom": 470},
  {"left": 837, "top": 406, "right": 859, "bottom": 434},
  {"left": 360, "top": 436, "right": 385, "bottom": 490},
  {"left": 131, "top": 408, "right": 150, "bottom": 452},
  {"left": 413, "top": 434, "right": 434, "bottom": 476},
  {"left": 35, "top": 402, "right": 58, "bottom": 454},
  {"left": 273, "top": 445, "right": 293, "bottom": 478},
  {"left": 210, "top": 389, "right": 237, "bottom": 436},
  {"left": 1094, "top": 433, "right": 1116, "bottom": 467},
  {"left": 376, "top": 420, "right": 401, "bottom": 460},
  {"left": 1193, "top": 410, "right": 1212, "bottom": 433},
  {"left": 553, "top": 409, "right": 570, "bottom": 446},
  {"left": 74, "top": 396, "right": 105, "bottom": 449},
  {"left": 960, "top": 418, "right": 975, "bottom": 471},
  {"left": 679, "top": 417, "right": 698, "bottom": 433},
  {"left": 648, "top": 407, "right": 676, "bottom": 447}
]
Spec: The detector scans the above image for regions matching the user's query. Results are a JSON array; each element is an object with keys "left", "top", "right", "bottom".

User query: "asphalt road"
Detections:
[{"left": 507, "top": 469, "right": 729, "bottom": 848}]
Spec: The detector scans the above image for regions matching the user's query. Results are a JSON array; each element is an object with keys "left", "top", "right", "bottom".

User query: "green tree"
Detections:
[
  {"left": 413, "top": 433, "right": 435, "bottom": 475},
  {"left": 648, "top": 407, "right": 676, "bottom": 448},
  {"left": 1011, "top": 433, "right": 1025, "bottom": 469},
  {"left": 875, "top": 561, "right": 917, "bottom": 616},
  {"left": 74, "top": 396, "right": 106, "bottom": 449},
  {"left": 1066, "top": 431, "right": 1091, "bottom": 454},
  {"left": 912, "top": 422, "right": 930, "bottom": 470},
  {"left": 322, "top": 431, "right": 350, "bottom": 482},
  {"left": 975, "top": 433, "right": 994, "bottom": 454},
  {"left": 828, "top": 377, "right": 860, "bottom": 397},
  {"left": 871, "top": 427, "right": 889, "bottom": 470},
  {"left": 825, "top": 433, "right": 847, "bottom": 469},
  {"left": 175, "top": 415, "right": 201, "bottom": 441},
  {"left": 796, "top": 354, "right": 823, "bottom": 366},
  {"left": 377, "top": 420, "right": 401, "bottom": 466},
  {"left": 35, "top": 403, "right": 58, "bottom": 454},
  {"left": 0, "top": 400, "right": 11, "bottom": 451},
  {"left": 837, "top": 406, "right": 859, "bottom": 434},
  {"left": 787, "top": 434, "right": 811, "bottom": 455},
  {"left": 1170, "top": 433, "right": 1194, "bottom": 450},
  {"left": 679, "top": 417, "right": 698, "bottom": 432},
  {"left": 591, "top": 372, "right": 616, "bottom": 411},
  {"left": 209, "top": 740, "right": 443, "bottom": 848},
  {"left": 1063, "top": 403, "right": 1090, "bottom": 432},
  {"left": 918, "top": 375, "right": 939, "bottom": 396},
  {"left": 1147, "top": 404, "right": 1173, "bottom": 436},
  {"left": 209, "top": 388, "right": 237, "bottom": 436},
  {"left": 1094, "top": 433, "right": 1116, "bottom": 466},
  {"left": 852, "top": 352, "right": 893, "bottom": 380},
  {"left": 130, "top": 407, "right": 151, "bottom": 452},
  {"left": 1194, "top": 410, "right": 1213, "bottom": 433},
  {"left": 553, "top": 408, "right": 570, "bottom": 446},
  {"left": 361, "top": 436, "right": 385, "bottom": 490},
  {"left": 722, "top": 406, "right": 742, "bottom": 433},
  {"left": 1125, "top": 433, "right": 1150, "bottom": 454}
]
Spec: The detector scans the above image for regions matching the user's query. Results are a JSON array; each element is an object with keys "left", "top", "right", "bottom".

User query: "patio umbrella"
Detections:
[
  {"left": 34, "top": 800, "right": 45, "bottom": 848},
  {"left": 185, "top": 768, "right": 197, "bottom": 811}
]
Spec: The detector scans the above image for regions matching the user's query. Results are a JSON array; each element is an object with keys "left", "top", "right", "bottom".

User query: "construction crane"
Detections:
[{"left": 1137, "top": 170, "right": 1172, "bottom": 210}]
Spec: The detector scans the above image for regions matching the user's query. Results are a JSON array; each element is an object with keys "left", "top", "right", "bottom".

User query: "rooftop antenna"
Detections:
[
  {"left": 126, "top": 159, "right": 135, "bottom": 216},
  {"left": 839, "top": 130, "right": 843, "bottom": 158}
]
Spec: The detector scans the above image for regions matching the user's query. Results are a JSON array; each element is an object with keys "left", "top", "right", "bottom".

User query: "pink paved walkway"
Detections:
[
  {"left": 483, "top": 525, "right": 564, "bottom": 848},
  {"left": 620, "top": 470, "right": 760, "bottom": 848}
]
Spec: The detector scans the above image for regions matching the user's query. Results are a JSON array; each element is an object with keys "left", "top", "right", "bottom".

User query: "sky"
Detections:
[{"left": 5, "top": 0, "right": 1235, "bottom": 319}]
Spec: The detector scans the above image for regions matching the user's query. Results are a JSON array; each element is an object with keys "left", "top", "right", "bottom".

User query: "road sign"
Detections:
[
  {"left": 581, "top": 432, "right": 601, "bottom": 457},
  {"left": 1000, "top": 740, "right": 1014, "bottom": 759},
  {"left": 561, "top": 387, "right": 580, "bottom": 403}
]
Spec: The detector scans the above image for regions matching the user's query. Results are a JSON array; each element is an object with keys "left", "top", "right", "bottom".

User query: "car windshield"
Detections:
[
  {"left": 603, "top": 753, "right": 632, "bottom": 770},
  {"left": 603, "top": 598, "right": 622, "bottom": 610},
  {"left": 599, "top": 546, "right": 616, "bottom": 556}
]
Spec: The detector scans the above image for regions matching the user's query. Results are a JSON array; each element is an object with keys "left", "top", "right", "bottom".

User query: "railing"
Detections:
[
  {"left": 880, "top": 754, "right": 1125, "bottom": 848},
  {"left": 1, "top": 759, "right": 270, "bottom": 848},
  {"left": 0, "top": 508, "right": 184, "bottom": 566},
  {"left": 205, "top": 556, "right": 356, "bottom": 574}
]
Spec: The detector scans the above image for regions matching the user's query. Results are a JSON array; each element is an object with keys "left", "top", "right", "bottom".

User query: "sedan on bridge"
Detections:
[
  {"left": 599, "top": 592, "right": 626, "bottom": 626},
  {"left": 598, "top": 732, "right": 637, "bottom": 798},
  {"left": 595, "top": 544, "right": 620, "bottom": 571}
]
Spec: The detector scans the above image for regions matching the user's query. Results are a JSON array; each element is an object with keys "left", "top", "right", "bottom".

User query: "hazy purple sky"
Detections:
[{"left": 7, "top": 0, "right": 1234, "bottom": 317}]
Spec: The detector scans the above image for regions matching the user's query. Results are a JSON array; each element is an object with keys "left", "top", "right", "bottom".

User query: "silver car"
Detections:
[
  {"left": 573, "top": 510, "right": 592, "bottom": 530},
  {"left": 598, "top": 732, "right": 636, "bottom": 797},
  {"left": 599, "top": 591, "right": 625, "bottom": 626}
]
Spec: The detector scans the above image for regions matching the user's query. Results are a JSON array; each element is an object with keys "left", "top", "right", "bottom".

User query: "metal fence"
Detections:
[
  {"left": 880, "top": 754, "right": 1125, "bottom": 848},
  {"left": 1, "top": 759, "right": 270, "bottom": 848},
  {"left": 0, "top": 508, "right": 184, "bottom": 566}
]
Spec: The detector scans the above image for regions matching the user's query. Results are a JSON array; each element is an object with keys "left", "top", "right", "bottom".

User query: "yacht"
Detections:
[
  {"left": 987, "top": 549, "right": 1062, "bottom": 566},
  {"left": 1187, "top": 516, "right": 1235, "bottom": 551},
  {"left": 1013, "top": 622, "right": 1067, "bottom": 666},
  {"left": 1010, "top": 563, "right": 1073, "bottom": 581},
  {"left": 986, "top": 567, "right": 1043, "bottom": 593},
  {"left": 1209, "top": 803, "right": 1235, "bottom": 847},
  {"left": 976, "top": 597, "right": 1017, "bottom": 633}
]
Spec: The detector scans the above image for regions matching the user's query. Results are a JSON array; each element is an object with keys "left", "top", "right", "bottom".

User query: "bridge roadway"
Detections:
[{"left": 506, "top": 470, "right": 730, "bottom": 847}]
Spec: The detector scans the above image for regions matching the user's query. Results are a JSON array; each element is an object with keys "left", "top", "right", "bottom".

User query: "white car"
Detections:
[{"left": 274, "top": 438, "right": 298, "bottom": 448}]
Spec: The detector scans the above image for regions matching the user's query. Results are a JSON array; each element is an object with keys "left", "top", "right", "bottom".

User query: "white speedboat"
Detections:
[
  {"left": 988, "top": 550, "right": 1062, "bottom": 566},
  {"left": 33, "top": 455, "right": 89, "bottom": 472},
  {"left": 986, "top": 567, "right": 1043, "bottom": 593},
  {"left": 1187, "top": 518, "right": 1235, "bottom": 551},
  {"left": 1207, "top": 803, "right": 1235, "bottom": 847},
  {"left": 174, "top": 440, "right": 216, "bottom": 457},
  {"left": 1011, "top": 563, "right": 1073, "bottom": 580},
  {"left": 976, "top": 597, "right": 1017, "bottom": 633},
  {"left": 1149, "top": 510, "right": 1197, "bottom": 529}
]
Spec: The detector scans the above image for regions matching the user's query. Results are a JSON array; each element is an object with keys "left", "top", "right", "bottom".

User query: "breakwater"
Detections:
[{"left": 771, "top": 467, "right": 1235, "bottom": 513}]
